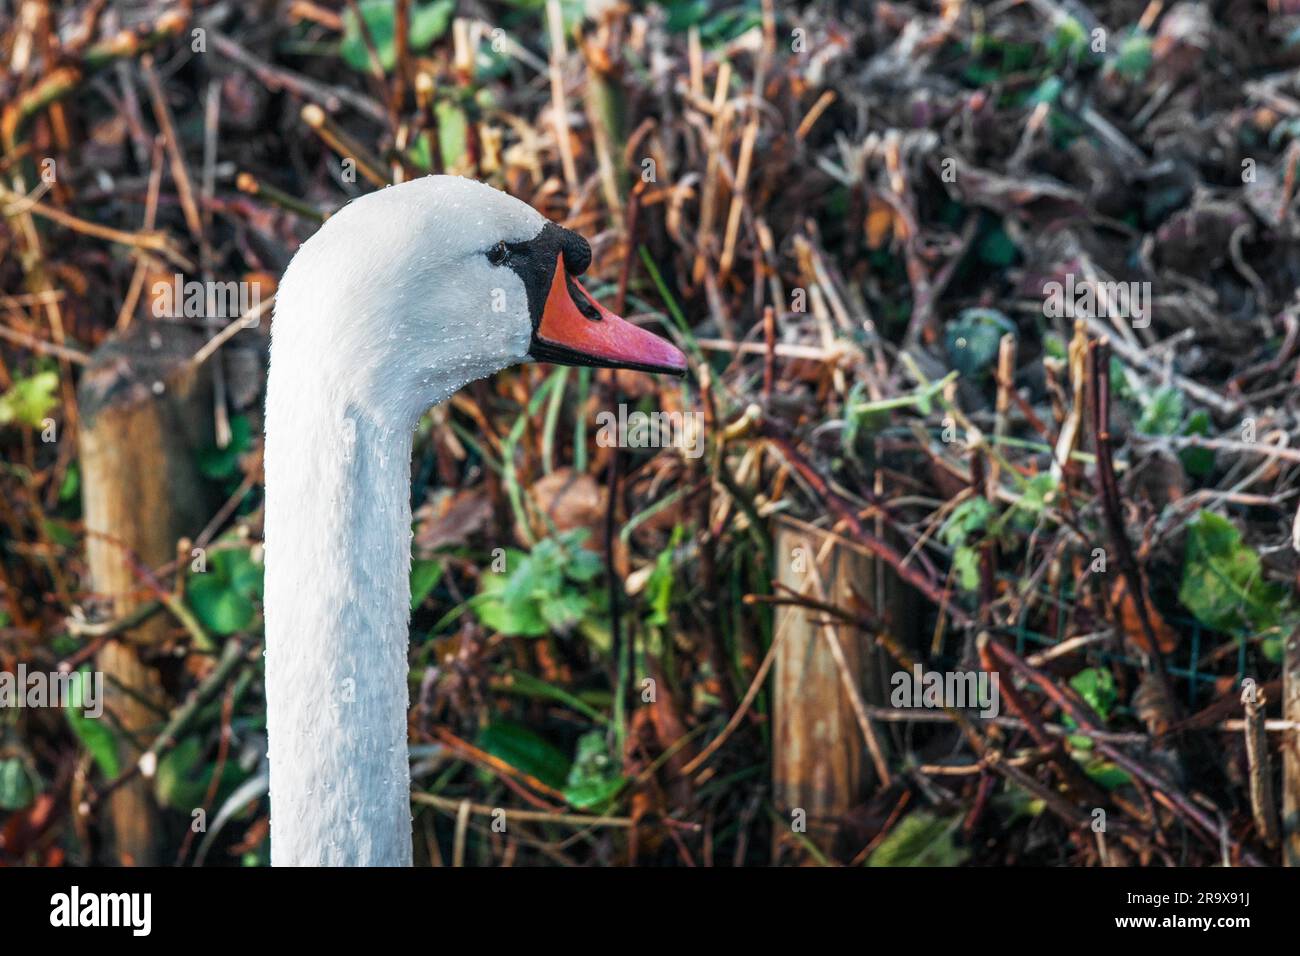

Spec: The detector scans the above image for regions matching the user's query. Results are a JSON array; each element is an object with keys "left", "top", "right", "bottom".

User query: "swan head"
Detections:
[{"left": 270, "top": 175, "right": 685, "bottom": 430}]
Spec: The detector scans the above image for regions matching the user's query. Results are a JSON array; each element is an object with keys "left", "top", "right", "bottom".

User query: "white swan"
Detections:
[{"left": 263, "top": 176, "right": 685, "bottom": 866}]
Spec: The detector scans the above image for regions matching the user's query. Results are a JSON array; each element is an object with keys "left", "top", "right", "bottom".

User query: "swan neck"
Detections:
[{"left": 263, "top": 378, "right": 415, "bottom": 866}]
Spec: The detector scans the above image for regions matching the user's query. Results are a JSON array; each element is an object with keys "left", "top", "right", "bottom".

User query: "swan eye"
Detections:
[{"left": 486, "top": 241, "right": 510, "bottom": 265}]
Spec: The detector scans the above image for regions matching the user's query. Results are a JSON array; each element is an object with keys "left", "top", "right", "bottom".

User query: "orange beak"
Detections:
[{"left": 529, "top": 254, "right": 687, "bottom": 376}]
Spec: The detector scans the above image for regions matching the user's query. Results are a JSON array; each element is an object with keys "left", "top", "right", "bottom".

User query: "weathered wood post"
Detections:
[
  {"left": 78, "top": 321, "right": 212, "bottom": 865},
  {"left": 772, "top": 520, "right": 895, "bottom": 862}
]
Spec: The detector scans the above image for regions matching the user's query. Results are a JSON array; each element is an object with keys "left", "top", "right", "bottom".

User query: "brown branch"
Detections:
[
  {"left": 1087, "top": 338, "right": 1177, "bottom": 705},
  {"left": 761, "top": 424, "right": 971, "bottom": 627}
]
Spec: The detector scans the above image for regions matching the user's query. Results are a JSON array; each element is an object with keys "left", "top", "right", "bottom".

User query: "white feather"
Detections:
[{"left": 263, "top": 176, "right": 544, "bottom": 865}]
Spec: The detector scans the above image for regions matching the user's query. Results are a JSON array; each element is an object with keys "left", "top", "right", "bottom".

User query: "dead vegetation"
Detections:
[{"left": 1, "top": 0, "right": 1298, "bottom": 866}]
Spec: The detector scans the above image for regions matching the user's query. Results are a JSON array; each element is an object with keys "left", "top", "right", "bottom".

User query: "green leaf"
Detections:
[
  {"left": 155, "top": 736, "right": 206, "bottom": 809},
  {"left": 1137, "top": 386, "right": 1185, "bottom": 436},
  {"left": 59, "top": 462, "right": 80, "bottom": 502},
  {"left": 410, "top": 558, "right": 444, "bottom": 611},
  {"left": 1262, "top": 634, "right": 1284, "bottom": 663},
  {"left": 410, "top": 0, "right": 454, "bottom": 47},
  {"left": 407, "top": 133, "right": 434, "bottom": 172},
  {"left": 188, "top": 580, "right": 254, "bottom": 635},
  {"left": 963, "top": 62, "right": 1002, "bottom": 87},
  {"left": 66, "top": 670, "right": 120, "bottom": 777},
  {"left": 435, "top": 100, "right": 468, "bottom": 170},
  {"left": 563, "top": 731, "right": 624, "bottom": 811},
  {"left": 952, "top": 546, "right": 981, "bottom": 592},
  {"left": 661, "top": 0, "right": 758, "bottom": 44},
  {"left": 1115, "top": 31, "right": 1152, "bottom": 81},
  {"left": 475, "top": 572, "right": 548, "bottom": 636},
  {"left": 0, "top": 758, "right": 34, "bottom": 810},
  {"left": 187, "top": 545, "right": 264, "bottom": 636},
  {"left": 1179, "top": 510, "right": 1288, "bottom": 634},
  {"left": 539, "top": 590, "right": 590, "bottom": 632},
  {"left": 566, "top": 550, "right": 603, "bottom": 583},
  {"left": 941, "top": 497, "right": 995, "bottom": 547},
  {"left": 498, "top": 0, "right": 585, "bottom": 31},
  {"left": 473, "top": 534, "right": 601, "bottom": 637},
  {"left": 945, "top": 308, "right": 1016, "bottom": 377},
  {"left": 501, "top": 548, "right": 562, "bottom": 607},
  {"left": 197, "top": 415, "right": 251, "bottom": 480},
  {"left": 223, "top": 548, "right": 264, "bottom": 598},
  {"left": 1069, "top": 667, "right": 1117, "bottom": 722},
  {"left": 0, "top": 370, "right": 58, "bottom": 428},
  {"left": 644, "top": 541, "right": 676, "bottom": 628},
  {"left": 1048, "top": 17, "right": 1088, "bottom": 63},
  {"left": 154, "top": 735, "right": 243, "bottom": 810},
  {"left": 976, "top": 228, "right": 1019, "bottom": 268},
  {"left": 866, "top": 811, "right": 970, "bottom": 867},
  {"left": 1084, "top": 760, "right": 1133, "bottom": 791},
  {"left": 563, "top": 774, "right": 624, "bottom": 811},
  {"left": 1017, "top": 474, "right": 1058, "bottom": 516},
  {"left": 1180, "top": 410, "right": 1214, "bottom": 477},
  {"left": 663, "top": 0, "right": 711, "bottom": 32},
  {"left": 1043, "top": 333, "right": 1067, "bottom": 361},
  {"left": 340, "top": 0, "right": 454, "bottom": 73},
  {"left": 476, "top": 721, "right": 570, "bottom": 790},
  {"left": 42, "top": 518, "right": 77, "bottom": 549}
]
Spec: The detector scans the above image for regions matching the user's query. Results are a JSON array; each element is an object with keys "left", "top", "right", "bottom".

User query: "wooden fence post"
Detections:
[
  {"left": 772, "top": 521, "right": 896, "bottom": 862},
  {"left": 78, "top": 321, "right": 212, "bottom": 865}
]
